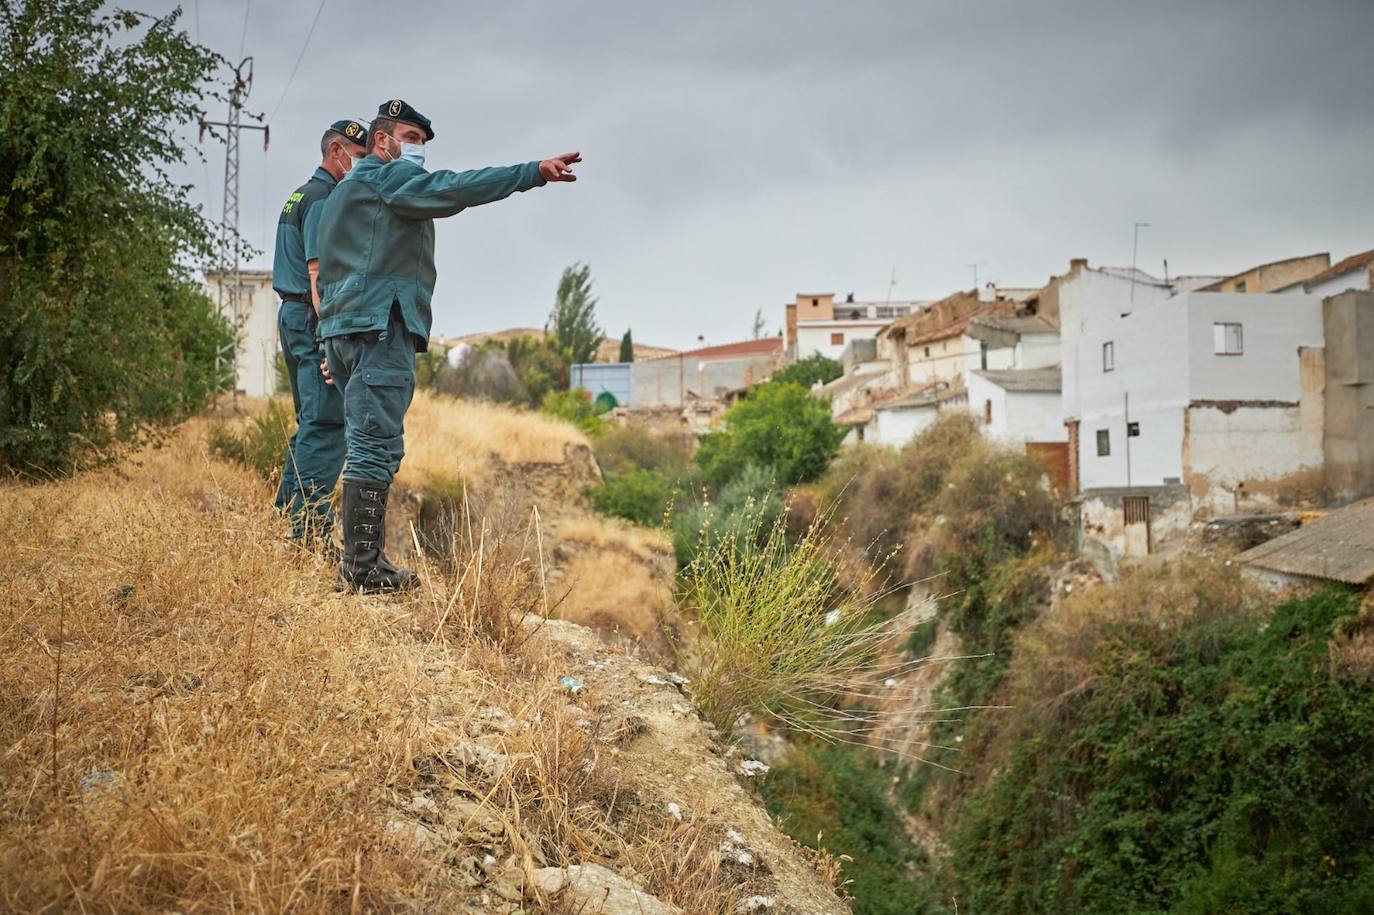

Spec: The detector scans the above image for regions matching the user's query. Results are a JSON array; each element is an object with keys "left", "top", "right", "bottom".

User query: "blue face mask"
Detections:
[{"left": 398, "top": 142, "right": 426, "bottom": 168}]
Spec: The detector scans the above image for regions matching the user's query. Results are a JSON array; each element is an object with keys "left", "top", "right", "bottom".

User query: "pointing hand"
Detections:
[{"left": 539, "top": 152, "right": 581, "bottom": 182}]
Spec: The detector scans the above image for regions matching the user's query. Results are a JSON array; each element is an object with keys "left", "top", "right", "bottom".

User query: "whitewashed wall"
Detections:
[
  {"left": 1075, "top": 295, "right": 1191, "bottom": 489},
  {"left": 1305, "top": 269, "right": 1371, "bottom": 300},
  {"left": 795, "top": 321, "right": 889, "bottom": 360},
  {"left": 871, "top": 404, "right": 940, "bottom": 445}
]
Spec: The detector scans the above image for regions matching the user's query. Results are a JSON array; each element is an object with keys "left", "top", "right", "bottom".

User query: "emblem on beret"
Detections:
[
  {"left": 345, "top": 122, "right": 360, "bottom": 137},
  {"left": 388, "top": 99, "right": 402, "bottom": 117}
]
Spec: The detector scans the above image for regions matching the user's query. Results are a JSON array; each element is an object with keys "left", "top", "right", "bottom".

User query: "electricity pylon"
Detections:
[{"left": 200, "top": 57, "right": 268, "bottom": 405}]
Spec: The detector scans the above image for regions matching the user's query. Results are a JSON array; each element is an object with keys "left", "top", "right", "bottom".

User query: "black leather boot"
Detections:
[{"left": 338, "top": 477, "right": 419, "bottom": 593}]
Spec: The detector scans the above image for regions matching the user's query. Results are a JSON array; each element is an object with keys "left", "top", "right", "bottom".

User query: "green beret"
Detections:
[
  {"left": 377, "top": 99, "right": 434, "bottom": 141},
  {"left": 330, "top": 119, "right": 368, "bottom": 148}
]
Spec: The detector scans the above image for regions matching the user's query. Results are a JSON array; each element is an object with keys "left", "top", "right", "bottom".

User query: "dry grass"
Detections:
[
  {"left": 400, "top": 390, "right": 588, "bottom": 490},
  {"left": 0, "top": 420, "right": 766, "bottom": 913},
  {"left": 547, "top": 513, "right": 676, "bottom": 658},
  {"left": 554, "top": 512, "right": 672, "bottom": 565}
]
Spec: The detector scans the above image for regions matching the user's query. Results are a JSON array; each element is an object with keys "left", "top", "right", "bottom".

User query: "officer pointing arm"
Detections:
[{"left": 314, "top": 99, "right": 580, "bottom": 594}]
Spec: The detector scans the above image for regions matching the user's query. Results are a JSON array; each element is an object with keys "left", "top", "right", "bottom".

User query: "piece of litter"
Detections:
[
  {"left": 666, "top": 802, "right": 683, "bottom": 821},
  {"left": 560, "top": 676, "right": 585, "bottom": 695},
  {"left": 884, "top": 677, "right": 897, "bottom": 687},
  {"left": 824, "top": 609, "right": 841, "bottom": 626},
  {"left": 738, "top": 759, "right": 770, "bottom": 778},
  {"left": 80, "top": 769, "right": 118, "bottom": 791}
]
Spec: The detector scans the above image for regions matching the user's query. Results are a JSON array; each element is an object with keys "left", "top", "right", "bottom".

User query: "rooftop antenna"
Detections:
[
  {"left": 200, "top": 56, "right": 269, "bottom": 406},
  {"left": 1130, "top": 221, "right": 1150, "bottom": 302},
  {"left": 967, "top": 261, "right": 987, "bottom": 290},
  {"left": 885, "top": 266, "right": 897, "bottom": 306}
]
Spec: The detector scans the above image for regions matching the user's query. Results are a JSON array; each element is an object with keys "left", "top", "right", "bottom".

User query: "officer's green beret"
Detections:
[
  {"left": 377, "top": 99, "right": 434, "bottom": 141},
  {"left": 330, "top": 119, "right": 369, "bottom": 148}
]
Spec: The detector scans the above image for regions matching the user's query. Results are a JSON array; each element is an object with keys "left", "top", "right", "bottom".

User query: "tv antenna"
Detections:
[
  {"left": 200, "top": 57, "right": 269, "bottom": 404},
  {"left": 1130, "top": 221, "right": 1150, "bottom": 302},
  {"left": 967, "top": 261, "right": 987, "bottom": 289}
]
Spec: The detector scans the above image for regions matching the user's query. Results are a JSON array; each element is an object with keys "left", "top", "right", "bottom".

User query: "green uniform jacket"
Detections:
[
  {"left": 314, "top": 155, "right": 546, "bottom": 350},
  {"left": 271, "top": 166, "right": 337, "bottom": 298}
]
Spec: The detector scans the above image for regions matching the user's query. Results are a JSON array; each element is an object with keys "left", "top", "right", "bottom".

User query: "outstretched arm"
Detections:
[{"left": 380, "top": 152, "right": 582, "bottom": 219}]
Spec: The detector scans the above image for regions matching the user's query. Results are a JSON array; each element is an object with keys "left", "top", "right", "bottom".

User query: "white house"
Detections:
[
  {"left": 785, "top": 292, "right": 927, "bottom": 361},
  {"left": 204, "top": 268, "right": 279, "bottom": 398},
  {"left": 1070, "top": 290, "right": 1327, "bottom": 559},
  {"left": 967, "top": 366, "right": 1065, "bottom": 446}
]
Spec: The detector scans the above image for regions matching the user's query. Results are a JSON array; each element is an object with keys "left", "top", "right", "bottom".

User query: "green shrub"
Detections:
[
  {"left": 591, "top": 468, "right": 675, "bottom": 527},
  {"left": 0, "top": 3, "right": 231, "bottom": 474},
  {"left": 539, "top": 388, "right": 606, "bottom": 436},
  {"left": 674, "top": 494, "right": 894, "bottom": 740},
  {"left": 768, "top": 354, "right": 843, "bottom": 389},
  {"left": 763, "top": 742, "right": 946, "bottom": 915},
  {"left": 696, "top": 382, "right": 845, "bottom": 489},
  {"left": 904, "top": 617, "right": 939, "bottom": 657},
  {"left": 592, "top": 424, "right": 693, "bottom": 478},
  {"left": 207, "top": 399, "right": 295, "bottom": 482},
  {"left": 668, "top": 463, "right": 783, "bottom": 568},
  {"left": 949, "top": 582, "right": 1374, "bottom": 914}
]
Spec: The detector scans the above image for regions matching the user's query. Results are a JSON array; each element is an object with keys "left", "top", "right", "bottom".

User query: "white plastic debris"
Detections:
[
  {"left": 824, "top": 609, "right": 841, "bottom": 627},
  {"left": 737, "top": 759, "right": 770, "bottom": 778},
  {"left": 666, "top": 802, "right": 683, "bottom": 821}
]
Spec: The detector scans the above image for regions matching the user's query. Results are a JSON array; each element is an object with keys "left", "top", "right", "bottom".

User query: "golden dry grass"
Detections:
[
  {"left": 553, "top": 512, "right": 672, "bottom": 565},
  {"left": 0, "top": 421, "right": 758, "bottom": 913},
  {"left": 398, "top": 390, "right": 589, "bottom": 490},
  {"left": 548, "top": 514, "right": 677, "bottom": 656}
]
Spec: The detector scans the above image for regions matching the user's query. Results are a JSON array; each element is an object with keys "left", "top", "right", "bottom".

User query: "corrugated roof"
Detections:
[
  {"left": 877, "top": 387, "right": 967, "bottom": 411},
  {"left": 969, "top": 314, "right": 1059, "bottom": 336},
  {"left": 973, "top": 366, "right": 1062, "bottom": 393},
  {"left": 1237, "top": 498, "right": 1374, "bottom": 584},
  {"left": 642, "top": 337, "right": 782, "bottom": 362}
]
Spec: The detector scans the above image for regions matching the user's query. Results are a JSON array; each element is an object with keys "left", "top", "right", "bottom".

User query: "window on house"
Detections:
[
  {"left": 1234, "top": 280, "right": 1247, "bottom": 293},
  {"left": 923, "top": 346, "right": 930, "bottom": 358},
  {"left": 1102, "top": 341, "right": 1115, "bottom": 372},
  {"left": 1096, "top": 429, "right": 1111, "bottom": 456},
  {"left": 811, "top": 297, "right": 819, "bottom": 307},
  {"left": 983, "top": 399, "right": 992, "bottom": 424},
  {"left": 1213, "top": 322, "right": 1243, "bottom": 355},
  {"left": 831, "top": 332, "right": 845, "bottom": 345},
  {"left": 980, "top": 342, "right": 989, "bottom": 370}
]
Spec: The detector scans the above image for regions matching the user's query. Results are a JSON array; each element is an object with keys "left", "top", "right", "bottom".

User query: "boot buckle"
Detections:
[{"left": 359, "top": 540, "right": 375, "bottom": 549}]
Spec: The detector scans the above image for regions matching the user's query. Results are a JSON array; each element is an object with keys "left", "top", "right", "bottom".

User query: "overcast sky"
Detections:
[{"left": 157, "top": 0, "right": 1374, "bottom": 349}]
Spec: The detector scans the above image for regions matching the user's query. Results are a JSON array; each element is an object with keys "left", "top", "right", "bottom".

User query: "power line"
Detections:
[
  {"left": 266, "top": 0, "right": 328, "bottom": 124},
  {"left": 237, "top": 0, "right": 251, "bottom": 59}
]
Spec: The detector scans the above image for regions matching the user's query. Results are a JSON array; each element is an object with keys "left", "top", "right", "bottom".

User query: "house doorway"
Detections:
[{"left": 1122, "top": 495, "right": 1152, "bottom": 556}]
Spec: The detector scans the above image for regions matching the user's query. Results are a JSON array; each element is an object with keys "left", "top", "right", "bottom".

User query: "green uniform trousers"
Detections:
[
  {"left": 273, "top": 300, "right": 346, "bottom": 538},
  {"left": 322, "top": 303, "right": 417, "bottom": 484}
]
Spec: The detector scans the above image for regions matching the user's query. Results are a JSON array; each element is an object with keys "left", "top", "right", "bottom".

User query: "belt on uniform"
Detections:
[{"left": 280, "top": 292, "right": 311, "bottom": 305}]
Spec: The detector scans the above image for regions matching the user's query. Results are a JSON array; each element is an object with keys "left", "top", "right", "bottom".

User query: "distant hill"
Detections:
[{"left": 432, "top": 328, "right": 678, "bottom": 363}]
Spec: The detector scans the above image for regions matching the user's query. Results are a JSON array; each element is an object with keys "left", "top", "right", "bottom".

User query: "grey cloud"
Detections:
[{"left": 165, "top": 0, "right": 1374, "bottom": 346}]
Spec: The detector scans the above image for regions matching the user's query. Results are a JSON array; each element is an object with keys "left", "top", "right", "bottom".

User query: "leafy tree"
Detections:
[
  {"left": 618, "top": 328, "right": 633, "bottom": 363},
  {"left": 695, "top": 382, "right": 845, "bottom": 489},
  {"left": 546, "top": 263, "right": 602, "bottom": 379},
  {"left": 0, "top": 0, "right": 232, "bottom": 473},
  {"left": 769, "top": 353, "right": 842, "bottom": 389},
  {"left": 496, "top": 335, "right": 564, "bottom": 406}
]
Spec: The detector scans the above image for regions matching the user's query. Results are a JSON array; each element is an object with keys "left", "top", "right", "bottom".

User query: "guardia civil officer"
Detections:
[
  {"left": 315, "top": 99, "right": 579, "bottom": 593},
  {"left": 270, "top": 119, "right": 368, "bottom": 548}
]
